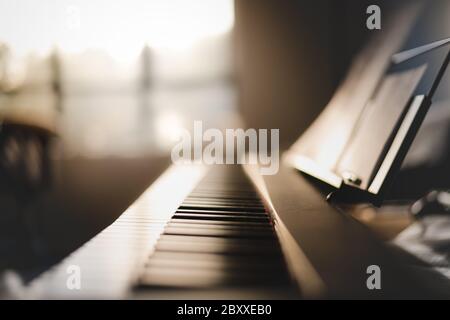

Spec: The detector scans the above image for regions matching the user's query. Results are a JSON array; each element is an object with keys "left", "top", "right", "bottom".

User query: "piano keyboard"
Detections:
[
  {"left": 138, "top": 165, "right": 293, "bottom": 289},
  {"left": 25, "top": 165, "right": 294, "bottom": 298}
]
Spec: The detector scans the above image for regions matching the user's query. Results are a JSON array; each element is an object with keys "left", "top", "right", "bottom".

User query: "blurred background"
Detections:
[
  {"left": 0, "top": 0, "right": 236, "bottom": 157},
  {"left": 0, "top": 0, "right": 450, "bottom": 266},
  {"left": 1, "top": 0, "right": 449, "bottom": 156}
]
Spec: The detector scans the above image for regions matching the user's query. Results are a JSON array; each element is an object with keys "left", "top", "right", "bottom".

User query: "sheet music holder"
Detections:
[{"left": 285, "top": 5, "right": 450, "bottom": 205}]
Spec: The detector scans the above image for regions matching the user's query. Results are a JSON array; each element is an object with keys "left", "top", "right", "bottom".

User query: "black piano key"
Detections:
[
  {"left": 158, "top": 234, "right": 277, "bottom": 245},
  {"left": 163, "top": 226, "right": 274, "bottom": 238},
  {"left": 148, "top": 251, "right": 286, "bottom": 266},
  {"left": 176, "top": 208, "right": 267, "bottom": 216},
  {"left": 170, "top": 218, "right": 272, "bottom": 228},
  {"left": 167, "top": 221, "right": 273, "bottom": 231},
  {"left": 182, "top": 200, "right": 265, "bottom": 209},
  {"left": 185, "top": 196, "right": 264, "bottom": 204},
  {"left": 173, "top": 213, "right": 269, "bottom": 223},
  {"left": 139, "top": 266, "right": 290, "bottom": 289},
  {"left": 145, "top": 256, "right": 287, "bottom": 273},
  {"left": 189, "top": 191, "right": 260, "bottom": 200},
  {"left": 155, "top": 237, "right": 281, "bottom": 256},
  {"left": 178, "top": 204, "right": 266, "bottom": 213}
]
